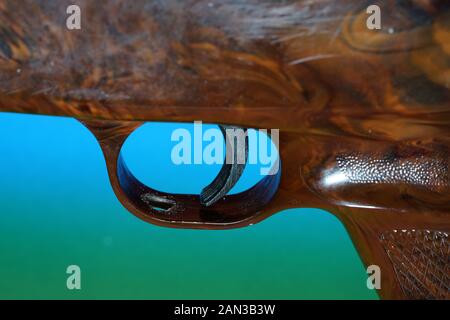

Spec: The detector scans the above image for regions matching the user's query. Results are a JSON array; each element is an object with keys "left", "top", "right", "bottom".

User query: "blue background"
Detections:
[{"left": 0, "top": 112, "right": 378, "bottom": 299}]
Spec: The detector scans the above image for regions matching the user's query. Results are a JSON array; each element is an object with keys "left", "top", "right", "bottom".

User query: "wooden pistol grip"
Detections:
[
  {"left": 300, "top": 136, "right": 450, "bottom": 299},
  {"left": 335, "top": 208, "right": 449, "bottom": 300}
]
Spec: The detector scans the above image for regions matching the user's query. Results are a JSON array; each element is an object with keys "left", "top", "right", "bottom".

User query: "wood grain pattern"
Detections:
[{"left": 0, "top": 0, "right": 449, "bottom": 299}]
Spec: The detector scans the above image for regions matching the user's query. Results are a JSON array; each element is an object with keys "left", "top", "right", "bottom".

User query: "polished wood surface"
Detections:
[{"left": 0, "top": 0, "right": 449, "bottom": 299}]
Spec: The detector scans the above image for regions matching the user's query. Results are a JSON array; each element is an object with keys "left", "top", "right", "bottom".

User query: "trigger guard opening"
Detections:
[{"left": 115, "top": 149, "right": 281, "bottom": 228}]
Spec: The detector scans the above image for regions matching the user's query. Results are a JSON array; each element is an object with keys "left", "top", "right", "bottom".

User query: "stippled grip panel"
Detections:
[
  {"left": 304, "top": 140, "right": 450, "bottom": 211},
  {"left": 335, "top": 153, "right": 448, "bottom": 190},
  {"left": 380, "top": 229, "right": 449, "bottom": 300}
]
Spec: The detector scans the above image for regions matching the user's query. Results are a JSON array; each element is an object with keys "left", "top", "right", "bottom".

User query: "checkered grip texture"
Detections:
[{"left": 380, "top": 229, "right": 449, "bottom": 299}]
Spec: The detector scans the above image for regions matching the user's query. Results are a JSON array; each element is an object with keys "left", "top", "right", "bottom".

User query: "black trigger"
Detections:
[{"left": 200, "top": 125, "right": 248, "bottom": 207}]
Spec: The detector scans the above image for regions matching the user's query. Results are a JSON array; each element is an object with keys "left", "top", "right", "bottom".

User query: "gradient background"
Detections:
[{"left": 0, "top": 112, "right": 378, "bottom": 299}]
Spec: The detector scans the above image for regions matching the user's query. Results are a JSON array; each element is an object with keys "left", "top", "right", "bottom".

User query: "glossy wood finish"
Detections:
[{"left": 0, "top": 0, "right": 449, "bottom": 299}]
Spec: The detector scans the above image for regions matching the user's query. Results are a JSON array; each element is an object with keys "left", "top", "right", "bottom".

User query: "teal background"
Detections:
[{"left": 0, "top": 113, "right": 378, "bottom": 299}]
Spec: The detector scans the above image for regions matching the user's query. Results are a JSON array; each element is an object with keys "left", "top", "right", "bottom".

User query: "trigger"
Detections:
[{"left": 200, "top": 125, "right": 248, "bottom": 207}]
